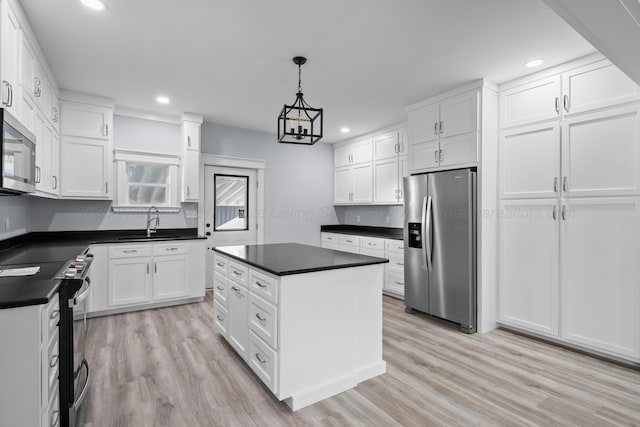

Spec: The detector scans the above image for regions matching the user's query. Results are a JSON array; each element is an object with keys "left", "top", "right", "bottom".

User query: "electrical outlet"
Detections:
[
  {"left": 356, "top": 215, "right": 360, "bottom": 223},
  {"left": 184, "top": 210, "right": 198, "bottom": 219},
  {"left": 4, "top": 217, "right": 9, "bottom": 230}
]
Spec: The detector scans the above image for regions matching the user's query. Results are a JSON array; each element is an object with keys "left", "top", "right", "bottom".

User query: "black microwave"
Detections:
[{"left": 1, "top": 108, "right": 36, "bottom": 194}]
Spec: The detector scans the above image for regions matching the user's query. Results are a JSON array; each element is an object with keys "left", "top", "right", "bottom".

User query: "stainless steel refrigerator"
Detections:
[{"left": 403, "top": 169, "right": 477, "bottom": 333}]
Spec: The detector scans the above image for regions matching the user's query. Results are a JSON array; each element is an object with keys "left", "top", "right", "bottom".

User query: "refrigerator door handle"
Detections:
[{"left": 422, "top": 196, "right": 433, "bottom": 271}]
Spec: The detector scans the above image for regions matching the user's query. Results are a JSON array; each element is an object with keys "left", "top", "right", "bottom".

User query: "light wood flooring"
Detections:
[{"left": 79, "top": 292, "right": 640, "bottom": 426}]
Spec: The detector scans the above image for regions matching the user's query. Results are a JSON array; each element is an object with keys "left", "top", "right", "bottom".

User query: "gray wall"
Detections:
[
  {"left": 201, "top": 123, "right": 336, "bottom": 245},
  {"left": 0, "top": 195, "right": 31, "bottom": 240},
  {"left": 29, "top": 114, "right": 197, "bottom": 232},
  {"left": 334, "top": 205, "right": 404, "bottom": 228}
]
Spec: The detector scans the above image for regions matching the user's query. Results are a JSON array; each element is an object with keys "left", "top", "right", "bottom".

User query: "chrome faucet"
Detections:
[{"left": 146, "top": 206, "right": 160, "bottom": 237}]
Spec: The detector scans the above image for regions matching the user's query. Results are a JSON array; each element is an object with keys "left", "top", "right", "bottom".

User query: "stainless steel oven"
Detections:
[
  {"left": 1, "top": 108, "right": 36, "bottom": 194},
  {"left": 56, "top": 254, "right": 93, "bottom": 427}
]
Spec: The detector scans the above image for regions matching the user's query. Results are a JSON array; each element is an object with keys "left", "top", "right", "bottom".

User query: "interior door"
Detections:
[{"left": 204, "top": 166, "right": 258, "bottom": 286}]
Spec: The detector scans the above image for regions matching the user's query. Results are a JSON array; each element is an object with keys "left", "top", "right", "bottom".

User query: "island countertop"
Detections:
[{"left": 213, "top": 243, "right": 388, "bottom": 276}]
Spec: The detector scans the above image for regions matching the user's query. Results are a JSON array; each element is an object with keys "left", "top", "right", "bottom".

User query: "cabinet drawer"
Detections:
[
  {"left": 152, "top": 242, "right": 189, "bottom": 256},
  {"left": 228, "top": 261, "right": 248, "bottom": 286},
  {"left": 248, "top": 330, "right": 278, "bottom": 394},
  {"left": 108, "top": 245, "right": 151, "bottom": 259},
  {"left": 321, "top": 232, "right": 340, "bottom": 243},
  {"left": 385, "top": 239, "right": 404, "bottom": 254},
  {"left": 213, "top": 254, "right": 229, "bottom": 275},
  {"left": 41, "top": 328, "right": 59, "bottom": 408},
  {"left": 360, "top": 248, "right": 385, "bottom": 258},
  {"left": 360, "top": 236, "right": 385, "bottom": 251},
  {"left": 249, "top": 293, "right": 278, "bottom": 349},
  {"left": 41, "top": 296, "right": 60, "bottom": 342},
  {"left": 385, "top": 270, "right": 405, "bottom": 296},
  {"left": 213, "top": 272, "right": 228, "bottom": 308},
  {"left": 339, "top": 235, "right": 360, "bottom": 247},
  {"left": 386, "top": 253, "right": 405, "bottom": 273},
  {"left": 213, "top": 299, "right": 229, "bottom": 338},
  {"left": 249, "top": 269, "right": 279, "bottom": 305}
]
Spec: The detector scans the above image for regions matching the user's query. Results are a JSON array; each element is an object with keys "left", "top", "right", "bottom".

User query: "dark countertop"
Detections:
[
  {"left": 213, "top": 243, "right": 388, "bottom": 276},
  {"left": 0, "top": 228, "right": 205, "bottom": 309},
  {"left": 320, "top": 225, "right": 403, "bottom": 240}
]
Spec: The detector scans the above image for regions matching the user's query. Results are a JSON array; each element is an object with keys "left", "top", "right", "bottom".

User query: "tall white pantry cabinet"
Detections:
[{"left": 497, "top": 55, "right": 640, "bottom": 363}]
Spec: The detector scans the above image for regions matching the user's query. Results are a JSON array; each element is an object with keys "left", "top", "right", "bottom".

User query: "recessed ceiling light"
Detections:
[
  {"left": 156, "top": 96, "right": 170, "bottom": 105},
  {"left": 340, "top": 127, "right": 350, "bottom": 133},
  {"left": 81, "top": 0, "right": 107, "bottom": 11},
  {"left": 524, "top": 58, "right": 544, "bottom": 68}
]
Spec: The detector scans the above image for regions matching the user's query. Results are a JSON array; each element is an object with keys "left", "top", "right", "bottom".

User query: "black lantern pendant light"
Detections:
[{"left": 278, "top": 56, "right": 323, "bottom": 144}]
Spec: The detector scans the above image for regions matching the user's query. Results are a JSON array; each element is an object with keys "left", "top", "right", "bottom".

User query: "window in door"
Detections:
[{"left": 214, "top": 174, "right": 249, "bottom": 231}]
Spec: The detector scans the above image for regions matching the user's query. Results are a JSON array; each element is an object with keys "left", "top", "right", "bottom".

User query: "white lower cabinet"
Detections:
[
  {"left": 560, "top": 198, "right": 640, "bottom": 359},
  {"left": 228, "top": 282, "right": 249, "bottom": 360},
  {"left": 0, "top": 297, "right": 60, "bottom": 427},
  {"left": 498, "top": 199, "right": 559, "bottom": 336},
  {"left": 320, "top": 232, "right": 405, "bottom": 298},
  {"left": 211, "top": 252, "right": 386, "bottom": 410},
  {"left": 498, "top": 197, "right": 640, "bottom": 362},
  {"left": 108, "top": 257, "right": 152, "bottom": 306},
  {"left": 87, "top": 240, "right": 205, "bottom": 315}
]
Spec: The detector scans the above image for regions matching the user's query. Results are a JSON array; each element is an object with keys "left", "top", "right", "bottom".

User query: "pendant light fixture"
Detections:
[{"left": 278, "top": 56, "right": 323, "bottom": 144}]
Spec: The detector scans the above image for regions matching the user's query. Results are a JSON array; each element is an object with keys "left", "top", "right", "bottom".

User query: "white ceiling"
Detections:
[{"left": 20, "top": 0, "right": 595, "bottom": 142}]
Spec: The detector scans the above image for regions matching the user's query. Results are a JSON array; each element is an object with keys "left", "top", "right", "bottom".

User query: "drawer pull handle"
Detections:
[
  {"left": 255, "top": 313, "right": 267, "bottom": 322},
  {"left": 397, "top": 262, "right": 404, "bottom": 266},
  {"left": 368, "top": 243, "right": 375, "bottom": 246},
  {"left": 216, "top": 286, "right": 224, "bottom": 291},
  {"left": 395, "top": 281, "right": 404, "bottom": 286},
  {"left": 123, "top": 249, "right": 137, "bottom": 254},
  {"left": 166, "top": 247, "right": 178, "bottom": 251},
  {"left": 216, "top": 315, "right": 225, "bottom": 322},
  {"left": 49, "top": 309, "right": 60, "bottom": 321},
  {"left": 216, "top": 262, "right": 225, "bottom": 267},
  {"left": 346, "top": 240, "right": 353, "bottom": 243},
  {"left": 255, "top": 353, "right": 266, "bottom": 364},
  {"left": 232, "top": 270, "right": 242, "bottom": 276},
  {"left": 49, "top": 354, "right": 59, "bottom": 368},
  {"left": 255, "top": 280, "right": 267, "bottom": 288}
]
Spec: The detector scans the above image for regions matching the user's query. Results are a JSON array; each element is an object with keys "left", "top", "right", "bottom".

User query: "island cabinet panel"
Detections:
[
  {"left": 227, "top": 282, "right": 249, "bottom": 361},
  {"left": 211, "top": 249, "right": 386, "bottom": 411}
]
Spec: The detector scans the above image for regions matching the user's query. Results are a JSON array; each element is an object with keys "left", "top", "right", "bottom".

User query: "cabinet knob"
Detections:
[
  {"left": 206, "top": 232, "right": 211, "bottom": 236},
  {"left": 206, "top": 223, "right": 211, "bottom": 228}
]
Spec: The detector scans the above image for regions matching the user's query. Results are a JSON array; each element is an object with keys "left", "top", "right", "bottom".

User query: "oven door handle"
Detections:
[
  {"left": 73, "top": 359, "right": 90, "bottom": 411},
  {"left": 70, "top": 277, "right": 91, "bottom": 307}
]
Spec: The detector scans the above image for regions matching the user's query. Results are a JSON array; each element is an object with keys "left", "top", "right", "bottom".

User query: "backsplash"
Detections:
[
  {"left": 334, "top": 205, "right": 404, "bottom": 228},
  {"left": 0, "top": 195, "right": 31, "bottom": 240},
  {"left": 29, "top": 198, "right": 198, "bottom": 232}
]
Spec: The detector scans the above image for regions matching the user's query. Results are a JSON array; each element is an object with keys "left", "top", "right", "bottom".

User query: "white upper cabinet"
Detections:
[
  {"left": 408, "top": 102, "right": 439, "bottom": 145},
  {"left": 334, "top": 138, "right": 372, "bottom": 167},
  {"left": 180, "top": 116, "right": 202, "bottom": 203},
  {"left": 374, "top": 158, "right": 399, "bottom": 204},
  {"left": 60, "top": 135, "right": 112, "bottom": 198},
  {"left": 373, "top": 132, "right": 400, "bottom": 160},
  {"left": 560, "top": 198, "right": 640, "bottom": 360},
  {"left": 407, "top": 87, "right": 481, "bottom": 173},
  {"left": 562, "top": 60, "right": 640, "bottom": 116},
  {"left": 500, "top": 59, "right": 640, "bottom": 129},
  {"left": 20, "top": 35, "right": 37, "bottom": 102},
  {"left": 500, "top": 122, "right": 561, "bottom": 199},
  {"left": 1, "top": 0, "right": 21, "bottom": 117},
  {"left": 61, "top": 102, "right": 112, "bottom": 139},
  {"left": 334, "top": 126, "right": 406, "bottom": 205},
  {"left": 498, "top": 199, "right": 559, "bottom": 337},
  {"left": 561, "top": 105, "right": 640, "bottom": 197},
  {"left": 500, "top": 76, "right": 561, "bottom": 129},
  {"left": 439, "top": 90, "right": 479, "bottom": 139}
]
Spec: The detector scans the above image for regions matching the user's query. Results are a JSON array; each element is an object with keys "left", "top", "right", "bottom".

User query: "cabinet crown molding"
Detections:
[
  {"left": 406, "top": 78, "right": 496, "bottom": 113},
  {"left": 59, "top": 90, "right": 115, "bottom": 109},
  {"left": 333, "top": 121, "right": 407, "bottom": 148}
]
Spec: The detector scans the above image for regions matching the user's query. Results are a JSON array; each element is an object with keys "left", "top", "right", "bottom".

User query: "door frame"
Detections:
[{"left": 198, "top": 154, "right": 265, "bottom": 244}]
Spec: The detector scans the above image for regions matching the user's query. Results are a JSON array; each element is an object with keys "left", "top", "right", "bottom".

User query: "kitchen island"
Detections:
[{"left": 212, "top": 243, "right": 388, "bottom": 410}]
